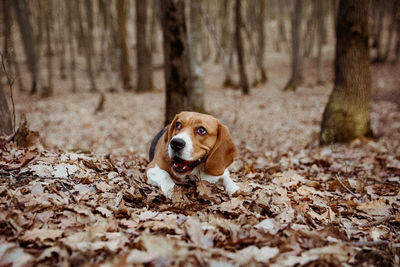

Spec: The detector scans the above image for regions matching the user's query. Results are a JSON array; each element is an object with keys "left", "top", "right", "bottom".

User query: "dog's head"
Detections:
[{"left": 165, "top": 111, "right": 237, "bottom": 177}]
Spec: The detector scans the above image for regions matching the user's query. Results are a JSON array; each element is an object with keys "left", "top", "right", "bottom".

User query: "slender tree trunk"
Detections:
[
  {"left": 235, "top": 0, "right": 249, "bottom": 95},
  {"left": 116, "top": 0, "right": 131, "bottom": 90},
  {"left": 283, "top": 0, "right": 303, "bottom": 91},
  {"left": 189, "top": 0, "right": 205, "bottom": 113},
  {"left": 160, "top": 0, "right": 193, "bottom": 125},
  {"left": 0, "top": 82, "right": 12, "bottom": 135},
  {"left": 256, "top": 0, "right": 267, "bottom": 84},
  {"left": 276, "top": 0, "right": 288, "bottom": 52},
  {"left": 136, "top": 0, "right": 153, "bottom": 92},
  {"left": 57, "top": 4, "right": 67, "bottom": 80},
  {"left": 2, "top": 0, "right": 23, "bottom": 92},
  {"left": 43, "top": 0, "right": 53, "bottom": 97},
  {"left": 66, "top": 0, "right": 77, "bottom": 93},
  {"left": 382, "top": 0, "right": 400, "bottom": 61},
  {"left": 316, "top": 0, "right": 325, "bottom": 85},
  {"left": 320, "top": 0, "right": 373, "bottom": 145},
  {"left": 12, "top": 0, "right": 43, "bottom": 95},
  {"left": 393, "top": 6, "right": 400, "bottom": 64},
  {"left": 83, "top": 0, "right": 97, "bottom": 92},
  {"left": 373, "top": 0, "right": 385, "bottom": 62}
]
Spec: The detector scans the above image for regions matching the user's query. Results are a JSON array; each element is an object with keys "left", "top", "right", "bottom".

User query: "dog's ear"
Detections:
[
  {"left": 164, "top": 114, "right": 180, "bottom": 143},
  {"left": 204, "top": 122, "right": 237, "bottom": 176}
]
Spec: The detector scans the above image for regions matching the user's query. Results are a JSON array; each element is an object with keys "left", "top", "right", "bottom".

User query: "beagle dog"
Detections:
[{"left": 146, "top": 111, "right": 239, "bottom": 198}]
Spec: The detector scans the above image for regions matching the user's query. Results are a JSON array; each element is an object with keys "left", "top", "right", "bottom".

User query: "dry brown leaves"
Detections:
[{"left": 0, "top": 132, "right": 399, "bottom": 267}]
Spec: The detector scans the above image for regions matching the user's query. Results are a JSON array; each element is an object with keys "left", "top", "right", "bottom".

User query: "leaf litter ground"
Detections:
[{"left": 1, "top": 61, "right": 400, "bottom": 266}]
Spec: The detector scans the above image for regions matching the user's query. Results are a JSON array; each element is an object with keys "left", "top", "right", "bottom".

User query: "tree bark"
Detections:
[
  {"left": 160, "top": 0, "right": 193, "bottom": 125},
  {"left": 43, "top": 0, "right": 53, "bottom": 97},
  {"left": 136, "top": 0, "right": 153, "bottom": 92},
  {"left": 256, "top": 0, "right": 267, "bottom": 84},
  {"left": 283, "top": 0, "right": 304, "bottom": 91},
  {"left": 188, "top": 0, "right": 205, "bottom": 113},
  {"left": 320, "top": 0, "right": 373, "bottom": 145},
  {"left": 66, "top": 0, "right": 77, "bottom": 93},
  {"left": 0, "top": 82, "right": 12, "bottom": 135},
  {"left": 12, "top": 0, "right": 43, "bottom": 95},
  {"left": 235, "top": 0, "right": 249, "bottom": 95},
  {"left": 116, "top": 0, "right": 132, "bottom": 90},
  {"left": 316, "top": 0, "right": 325, "bottom": 85},
  {"left": 82, "top": 0, "right": 97, "bottom": 92}
]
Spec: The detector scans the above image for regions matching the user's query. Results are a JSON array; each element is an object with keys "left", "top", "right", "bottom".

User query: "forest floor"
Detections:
[{"left": 1, "top": 53, "right": 400, "bottom": 266}]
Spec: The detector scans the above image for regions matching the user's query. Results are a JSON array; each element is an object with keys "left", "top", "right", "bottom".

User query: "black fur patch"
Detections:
[{"left": 149, "top": 126, "right": 168, "bottom": 161}]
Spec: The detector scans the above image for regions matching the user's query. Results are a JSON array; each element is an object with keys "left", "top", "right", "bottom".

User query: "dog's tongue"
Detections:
[{"left": 173, "top": 161, "right": 190, "bottom": 173}]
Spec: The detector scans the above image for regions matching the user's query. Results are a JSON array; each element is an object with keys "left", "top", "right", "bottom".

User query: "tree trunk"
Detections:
[
  {"left": 66, "top": 0, "right": 77, "bottom": 93},
  {"left": 43, "top": 0, "right": 53, "bottom": 97},
  {"left": 382, "top": 0, "right": 400, "bottom": 61},
  {"left": 116, "top": 0, "right": 131, "bottom": 90},
  {"left": 235, "top": 0, "right": 249, "bottom": 95},
  {"left": 283, "top": 0, "right": 303, "bottom": 91},
  {"left": 82, "top": 0, "right": 97, "bottom": 92},
  {"left": 160, "top": 0, "right": 193, "bottom": 125},
  {"left": 0, "top": 82, "right": 12, "bottom": 135},
  {"left": 320, "top": 0, "right": 373, "bottom": 145},
  {"left": 256, "top": 0, "right": 267, "bottom": 84},
  {"left": 393, "top": 5, "right": 400, "bottom": 64},
  {"left": 316, "top": 0, "right": 325, "bottom": 85},
  {"left": 188, "top": 0, "right": 205, "bottom": 113},
  {"left": 136, "top": 0, "right": 153, "bottom": 92},
  {"left": 57, "top": 3, "right": 67, "bottom": 80},
  {"left": 12, "top": 0, "right": 43, "bottom": 95}
]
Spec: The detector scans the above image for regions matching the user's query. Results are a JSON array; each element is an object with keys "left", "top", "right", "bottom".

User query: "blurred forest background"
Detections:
[
  {"left": 1, "top": 1, "right": 400, "bottom": 265},
  {"left": 0, "top": 0, "right": 399, "bottom": 155}
]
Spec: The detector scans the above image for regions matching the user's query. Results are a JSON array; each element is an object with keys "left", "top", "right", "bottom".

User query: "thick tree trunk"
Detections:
[
  {"left": 283, "top": 0, "right": 303, "bottom": 91},
  {"left": 235, "top": 0, "right": 249, "bottom": 95},
  {"left": 160, "top": 0, "right": 193, "bottom": 125},
  {"left": 116, "top": 0, "right": 132, "bottom": 90},
  {"left": 0, "top": 82, "right": 12, "bottom": 135},
  {"left": 188, "top": 0, "right": 205, "bottom": 113},
  {"left": 136, "top": 0, "right": 153, "bottom": 92},
  {"left": 320, "top": 0, "right": 373, "bottom": 145},
  {"left": 12, "top": 0, "right": 43, "bottom": 95}
]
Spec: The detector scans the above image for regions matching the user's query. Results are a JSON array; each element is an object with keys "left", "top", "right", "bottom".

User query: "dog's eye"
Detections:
[
  {"left": 196, "top": 126, "right": 207, "bottom": 135},
  {"left": 175, "top": 121, "right": 182, "bottom": 130}
]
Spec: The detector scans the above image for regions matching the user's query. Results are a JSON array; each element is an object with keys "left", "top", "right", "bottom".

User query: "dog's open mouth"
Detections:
[{"left": 172, "top": 156, "right": 203, "bottom": 174}]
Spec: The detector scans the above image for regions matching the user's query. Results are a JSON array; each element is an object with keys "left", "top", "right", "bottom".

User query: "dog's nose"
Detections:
[{"left": 170, "top": 138, "right": 185, "bottom": 151}]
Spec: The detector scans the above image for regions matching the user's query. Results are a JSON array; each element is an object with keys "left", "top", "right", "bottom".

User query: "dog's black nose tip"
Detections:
[{"left": 170, "top": 138, "right": 185, "bottom": 151}]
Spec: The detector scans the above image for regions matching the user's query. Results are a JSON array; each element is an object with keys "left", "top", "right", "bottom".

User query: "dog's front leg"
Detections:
[
  {"left": 201, "top": 169, "right": 239, "bottom": 197},
  {"left": 147, "top": 165, "right": 176, "bottom": 198}
]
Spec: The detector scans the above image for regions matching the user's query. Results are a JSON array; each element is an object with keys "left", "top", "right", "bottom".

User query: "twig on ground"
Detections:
[
  {"left": 357, "top": 214, "right": 395, "bottom": 228},
  {"left": 335, "top": 175, "right": 359, "bottom": 197},
  {"left": 1, "top": 52, "right": 16, "bottom": 133}
]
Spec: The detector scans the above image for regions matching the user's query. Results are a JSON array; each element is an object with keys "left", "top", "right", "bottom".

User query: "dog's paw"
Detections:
[
  {"left": 161, "top": 183, "right": 175, "bottom": 199},
  {"left": 226, "top": 183, "right": 240, "bottom": 198}
]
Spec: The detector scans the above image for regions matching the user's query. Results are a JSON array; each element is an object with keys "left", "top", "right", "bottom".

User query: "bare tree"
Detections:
[
  {"left": 136, "top": 0, "right": 153, "bottom": 92},
  {"left": 82, "top": 0, "right": 97, "bottom": 92},
  {"left": 235, "top": 0, "right": 249, "bottom": 95},
  {"left": 12, "top": 0, "right": 44, "bottom": 96},
  {"left": 256, "top": 0, "right": 267, "bottom": 84},
  {"left": 66, "top": 0, "right": 77, "bottom": 93},
  {"left": 188, "top": 0, "right": 205, "bottom": 113},
  {"left": 160, "top": 0, "right": 193, "bottom": 125},
  {"left": 284, "top": 0, "right": 304, "bottom": 91},
  {"left": 43, "top": 0, "right": 54, "bottom": 97},
  {"left": 320, "top": 0, "right": 373, "bottom": 144},
  {"left": 0, "top": 81, "right": 12, "bottom": 135},
  {"left": 116, "top": 0, "right": 131, "bottom": 90},
  {"left": 316, "top": 0, "right": 326, "bottom": 85}
]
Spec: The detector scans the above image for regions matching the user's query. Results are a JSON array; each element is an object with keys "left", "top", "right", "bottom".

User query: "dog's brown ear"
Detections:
[
  {"left": 164, "top": 114, "right": 180, "bottom": 143},
  {"left": 204, "top": 122, "right": 237, "bottom": 176}
]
